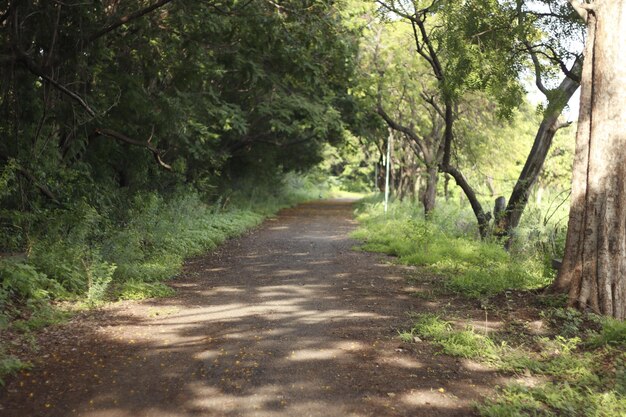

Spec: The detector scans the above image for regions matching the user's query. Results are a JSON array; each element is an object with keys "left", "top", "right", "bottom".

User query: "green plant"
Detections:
[
  {"left": 353, "top": 200, "right": 548, "bottom": 298},
  {"left": 588, "top": 317, "right": 626, "bottom": 348},
  {"left": 116, "top": 281, "right": 175, "bottom": 300},
  {"left": 409, "top": 314, "right": 501, "bottom": 361},
  {"left": 398, "top": 330, "right": 414, "bottom": 343},
  {"left": 540, "top": 308, "right": 585, "bottom": 338},
  {"left": 0, "top": 259, "right": 65, "bottom": 303},
  {"left": 0, "top": 355, "right": 30, "bottom": 386},
  {"left": 85, "top": 259, "right": 117, "bottom": 304}
]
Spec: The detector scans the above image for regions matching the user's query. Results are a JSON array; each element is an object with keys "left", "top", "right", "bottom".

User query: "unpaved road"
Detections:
[{"left": 1, "top": 200, "right": 501, "bottom": 417}]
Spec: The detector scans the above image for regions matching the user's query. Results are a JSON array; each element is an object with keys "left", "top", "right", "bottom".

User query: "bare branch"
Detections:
[
  {"left": 15, "top": 49, "right": 97, "bottom": 117},
  {"left": 553, "top": 119, "right": 573, "bottom": 132},
  {"left": 525, "top": 41, "right": 550, "bottom": 96},
  {"left": 95, "top": 128, "right": 172, "bottom": 170},
  {"left": 16, "top": 168, "right": 61, "bottom": 205},
  {"left": 89, "top": 0, "right": 175, "bottom": 42},
  {"left": 376, "top": 79, "right": 426, "bottom": 157},
  {"left": 420, "top": 92, "right": 444, "bottom": 118}
]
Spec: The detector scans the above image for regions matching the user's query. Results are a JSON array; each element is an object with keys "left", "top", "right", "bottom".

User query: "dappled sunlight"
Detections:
[
  {"left": 455, "top": 319, "right": 505, "bottom": 334},
  {"left": 204, "top": 267, "right": 229, "bottom": 272},
  {"left": 308, "top": 259, "right": 331, "bottom": 265},
  {"left": 287, "top": 348, "right": 344, "bottom": 361},
  {"left": 400, "top": 389, "right": 465, "bottom": 409},
  {"left": 274, "top": 269, "right": 310, "bottom": 277},
  {"left": 3, "top": 200, "right": 505, "bottom": 417}
]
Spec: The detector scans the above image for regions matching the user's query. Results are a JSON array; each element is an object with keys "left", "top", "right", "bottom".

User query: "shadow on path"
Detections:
[{"left": 1, "top": 200, "right": 503, "bottom": 417}]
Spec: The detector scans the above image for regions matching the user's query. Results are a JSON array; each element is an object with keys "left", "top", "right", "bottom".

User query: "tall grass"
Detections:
[{"left": 352, "top": 197, "right": 550, "bottom": 297}]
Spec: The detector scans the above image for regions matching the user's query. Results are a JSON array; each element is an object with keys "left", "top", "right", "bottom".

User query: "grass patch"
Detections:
[
  {"left": 116, "top": 281, "right": 176, "bottom": 300},
  {"left": 407, "top": 313, "right": 501, "bottom": 362},
  {"left": 353, "top": 199, "right": 549, "bottom": 297},
  {"left": 402, "top": 312, "right": 626, "bottom": 416}
]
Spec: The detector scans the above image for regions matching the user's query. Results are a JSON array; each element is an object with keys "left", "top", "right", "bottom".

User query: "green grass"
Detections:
[
  {"left": 588, "top": 317, "right": 626, "bottom": 348},
  {"left": 407, "top": 313, "right": 501, "bottom": 362},
  {"left": 364, "top": 198, "right": 625, "bottom": 416},
  {"left": 353, "top": 199, "right": 549, "bottom": 297},
  {"left": 401, "top": 312, "right": 626, "bottom": 416}
]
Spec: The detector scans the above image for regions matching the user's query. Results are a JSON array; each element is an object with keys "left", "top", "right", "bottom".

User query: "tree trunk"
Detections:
[
  {"left": 442, "top": 164, "right": 491, "bottom": 238},
  {"left": 555, "top": 1, "right": 626, "bottom": 319},
  {"left": 439, "top": 101, "right": 491, "bottom": 238},
  {"left": 498, "top": 63, "right": 580, "bottom": 246},
  {"left": 422, "top": 165, "right": 438, "bottom": 215}
]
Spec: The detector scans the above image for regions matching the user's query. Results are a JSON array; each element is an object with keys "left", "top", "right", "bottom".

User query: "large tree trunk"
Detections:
[
  {"left": 498, "top": 65, "right": 580, "bottom": 247},
  {"left": 554, "top": 1, "right": 626, "bottom": 319}
]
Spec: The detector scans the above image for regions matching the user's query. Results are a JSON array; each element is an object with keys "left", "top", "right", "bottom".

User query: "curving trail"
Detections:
[{"left": 1, "top": 200, "right": 499, "bottom": 417}]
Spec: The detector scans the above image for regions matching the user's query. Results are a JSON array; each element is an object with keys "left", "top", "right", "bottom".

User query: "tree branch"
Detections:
[
  {"left": 95, "top": 128, "right": 172, "bottom": 170},
  {"left": 525, "top": 41, "right": 550, "bottom": 96},
  {"left": 89, "top": 0, "right": 175, "bottom": 42},
  {"left": 376, "top": 76, "right": 426, "bottom": 157},
  {"left": 15, "top": 49, "right": 97, "bottom": 117},
  {"left": 567, "top": 0, "right": 593, "bottom": 22}
]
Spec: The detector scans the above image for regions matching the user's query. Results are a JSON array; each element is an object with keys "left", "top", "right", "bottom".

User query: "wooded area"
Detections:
[{"left": 1, "top": 0, "right": 625, "bottom": 415}]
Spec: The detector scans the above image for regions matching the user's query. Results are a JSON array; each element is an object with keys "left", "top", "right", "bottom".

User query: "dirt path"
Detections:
[{"left": 1, "top": 200, "right": 503, "bottom": 417}]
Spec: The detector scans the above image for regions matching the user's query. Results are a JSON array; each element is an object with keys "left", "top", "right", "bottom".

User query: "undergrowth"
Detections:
[
  {"left": 355, "top": 196, "right": 625, "bottom": 415},
  {"left": 402, "top": 313, "right": 626, "bottom": 416},
  {"left": 352, "top": 198, "right": 549, "bottom": 297},
  {"left": 0, "top": 174, "right": 324, "bottom": 383}
]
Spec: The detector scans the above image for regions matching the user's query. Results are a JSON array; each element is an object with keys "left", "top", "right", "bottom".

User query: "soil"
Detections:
[{"left": 1, "top": 200, "right": 514, "bottom": 417}]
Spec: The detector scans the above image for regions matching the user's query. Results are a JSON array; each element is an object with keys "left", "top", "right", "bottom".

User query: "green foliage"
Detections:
[
  {"left": 540, "top": 308, "right": 585, "bottom": 338},
  {"left": 0, "top": 354, "right": 31, "bottom": 387},
  {"left": 478, "top": 382, "right": 626, "bottom": 417},
  {"left": 405, "top": 313, "right": 626, "bottom": 417},
  {"left": 0, "top": 260, "right": 65, "bottom": 303},
  {"left": 11, "top": 304, "right": 70, "bottom": 333},
  {"left": 353, "top": 199, "right": 549, "bottom": 297},
  {"left": 588, "top": 318, "right": 626, "bottom": 348},
  {"left": 408, "top": 314, "right": 501, "bottom": 361},
  {"left": 116, "top": 281, "right": 175, "bottom": 301}
]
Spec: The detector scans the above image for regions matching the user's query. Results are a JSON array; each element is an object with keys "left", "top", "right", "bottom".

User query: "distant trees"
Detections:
[
  {"left": 372, "top": 0, "right": 523, "bottom": 236},
  {"left": 367, "top": 0, "right": 584, "bottom": 243}
]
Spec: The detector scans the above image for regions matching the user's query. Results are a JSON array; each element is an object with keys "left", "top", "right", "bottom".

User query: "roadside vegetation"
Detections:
[
  {"left": 354, "top": 197, "right": 626, "bottom": 416},
  {"left": 353, "top": 197, "right": 558, "bottom": 298},
  {"left": 0, "top": 175, "right": 328, "bottom": 385}
]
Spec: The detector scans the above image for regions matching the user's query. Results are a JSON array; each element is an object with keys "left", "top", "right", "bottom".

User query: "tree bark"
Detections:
[
  {"left": 422, "top": 165, "right": 438, "bottom": 215},
  {"left": 555, "top": 0, "right": 626, "bottom": 319}
]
